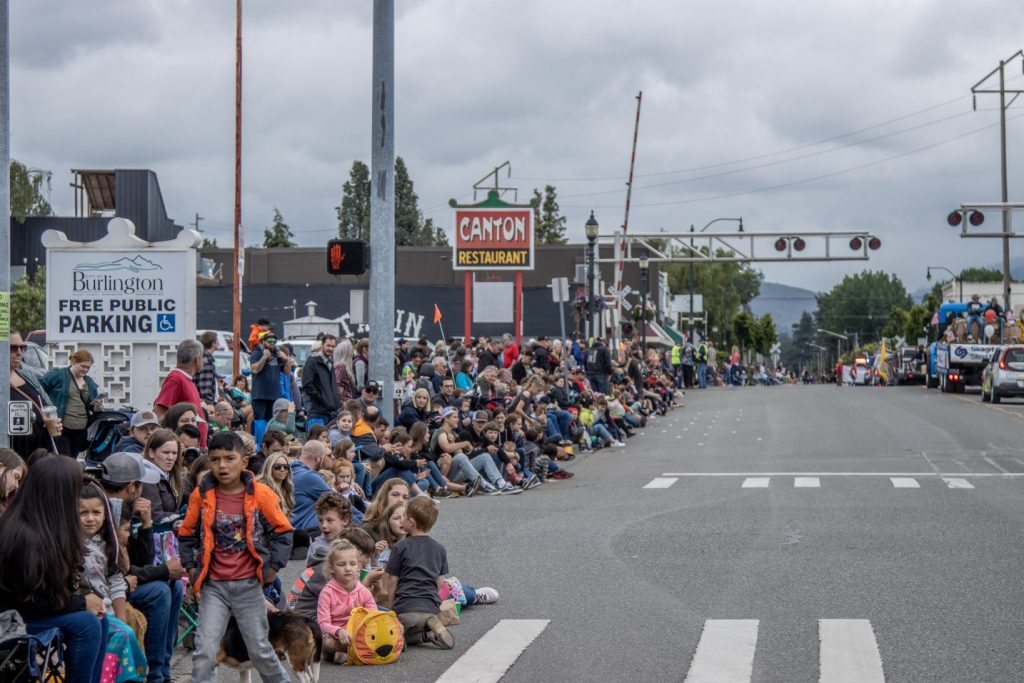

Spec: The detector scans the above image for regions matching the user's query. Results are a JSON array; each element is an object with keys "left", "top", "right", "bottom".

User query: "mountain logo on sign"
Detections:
[{"left": 74, "top": 256, "right": 162, "bottom": 274}]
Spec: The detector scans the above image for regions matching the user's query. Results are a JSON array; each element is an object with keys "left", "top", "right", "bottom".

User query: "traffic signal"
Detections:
[{"left": 326, "top": 240, "right": 367, "bottom": 275}]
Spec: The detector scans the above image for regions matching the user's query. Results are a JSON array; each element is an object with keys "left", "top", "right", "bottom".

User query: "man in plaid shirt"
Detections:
[{"left": 195, "top": 331, "right": 220, "bottom": 407}]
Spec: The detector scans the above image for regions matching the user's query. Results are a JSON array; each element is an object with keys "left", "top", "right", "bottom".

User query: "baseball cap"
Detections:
[
  {"left": 364, "top": 381, "right": 381, "bottom": 394},
  {"left": 272, "top": 398, "right": 291, "bottom": 415},
  {"left": 101, "top": 452, "right": 161, "bottom": 486},
  {"left": 130, "top": 410, "right": 159, "bottom": 429},
  {"left": 257, "top": 317, "right": 272, "bottom": 326},
  {"left": 439, "top": 406, "right": 457, "bottom": 419},
  {"left": 472, "top": 410, "right": 490, "bottom": 422}
]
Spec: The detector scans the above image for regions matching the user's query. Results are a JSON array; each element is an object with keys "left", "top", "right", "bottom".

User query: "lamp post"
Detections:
[
  {"left": 585, "top": 211, "right": 600, "bottom": 340},
  {"left": 817, "top": 328, "right": 848, "bottom": 362},
  {"left": 926, "top": 265, "right": 962, "bottom": 302},
  {"left": 689, "top": 217, "right": 743, "bottom": 339},
  {"left": 639, "top": 254, "right": 650, "bottom": 354}
]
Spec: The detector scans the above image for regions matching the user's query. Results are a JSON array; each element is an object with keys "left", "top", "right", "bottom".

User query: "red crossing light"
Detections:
[
  {"left": 792, "top": 238, "right": 806, "bottom": 251},
  {"left": 774, "top": 238, "right": 788, "bottom": 252},
  {"left": 868, "top": 237, "right": 882, "bottom": 250},
  {"left": 849, "top": 237, "right": 863, "bottom": 250},
  {"left": 969, "top": 211, "right": 985, "bottom": 226},
  {"left": 947, "top": 211, "right": 963, "bottom": 227}
]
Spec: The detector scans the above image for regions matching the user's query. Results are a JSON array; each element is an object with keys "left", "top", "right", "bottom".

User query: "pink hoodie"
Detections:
[{"left": 316, "top": 578, "right": 377, "bottom": 638}]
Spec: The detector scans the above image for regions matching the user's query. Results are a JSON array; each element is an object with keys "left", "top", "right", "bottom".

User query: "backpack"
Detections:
[{"left": 345, "top": 607, "right": 404, "bottom": 665}]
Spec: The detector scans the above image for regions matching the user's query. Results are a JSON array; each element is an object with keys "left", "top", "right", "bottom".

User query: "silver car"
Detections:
[{"left": 981, "top": 346, "right": 1024, "bottom": 403}]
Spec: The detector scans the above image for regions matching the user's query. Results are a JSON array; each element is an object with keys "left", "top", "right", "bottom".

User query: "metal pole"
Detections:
[
  {"left": 587, "top": 234, "right": 596, "bottom": 340},
  {"left": 640, "top": 264, "right": 648, "bottom": 355},
  {"left": 557, "top": 297, "right": 569, "bottom": 387},
  {"left": 0, "top": 0, "right": 10, "bottom": 448},
  {"left": 999, "top": 59, "right": 1011, "bottom": 312},
  {"left": 231, "top": 0, "right": 242, "bottom": 377},
  {"left": 369, "top": 0, "right": 396, "bottom": 423},
  {"left": 688, "top": 224, "right": 695, "bottom": 335}
]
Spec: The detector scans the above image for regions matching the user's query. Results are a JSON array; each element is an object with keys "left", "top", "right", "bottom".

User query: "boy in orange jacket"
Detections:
[{"left": 179, "top": 431, "right": 293, "bottom": 683}]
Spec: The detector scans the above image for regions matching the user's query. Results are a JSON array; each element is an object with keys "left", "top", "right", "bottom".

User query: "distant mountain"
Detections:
[
  {"left": 750, "top": 281, "right": 818, "bottom": 334},
  {"left": 76, "top": 255, "right": 162, "bottom": 273}
]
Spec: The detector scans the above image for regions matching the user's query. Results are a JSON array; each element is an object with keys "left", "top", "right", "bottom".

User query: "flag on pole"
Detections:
[
  {"left": 433, "top": 304, "right": 442, "bottom": 324},
  {"left": 878, "top": 339, "right": 889, "bottom": 384}
]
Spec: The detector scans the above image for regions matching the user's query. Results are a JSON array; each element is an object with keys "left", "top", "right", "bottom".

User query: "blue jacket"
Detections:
[
  {"left": 290, "top": 460, "right": 332, "bottom": 530},
  {"left": 39, "top": 367, "right": 99, "bottom": 420}
]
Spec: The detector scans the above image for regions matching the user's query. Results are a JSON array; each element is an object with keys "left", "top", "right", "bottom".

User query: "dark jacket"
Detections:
[
  {"left": 178, "top": 470, "right": 294, "bottom": 591},
  {"left": 397, "top": 402, "right": 428, "bottom": 430},
  {"left": 141, "top": 476, "right": 183, "bottom": 524},
  {"left": 586, "top": 343, "right": 613, "bottom": 376},
  {"left": 477, "top": 348, "right": 499, "bottom": 371},
  {"left": 301, "top": 354, "right": 340, "bottom": 416},
  {"left": 126, "top": 522, "right": 171, "bottom": 585}
]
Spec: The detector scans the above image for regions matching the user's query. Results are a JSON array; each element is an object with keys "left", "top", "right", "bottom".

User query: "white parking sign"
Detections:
[{"left": 8, "top": 400, "right": 31, "bottom": 436}]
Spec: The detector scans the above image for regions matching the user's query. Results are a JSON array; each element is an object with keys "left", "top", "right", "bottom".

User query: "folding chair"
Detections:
[
  {"left": 0, "top": 627, "right": 64, "bottom": 682},
  {"left": 177, "top": 600, "right": 198, "bottom": 649}
]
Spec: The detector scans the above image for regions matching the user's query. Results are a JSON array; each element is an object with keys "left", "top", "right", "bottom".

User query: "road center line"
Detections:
[
  {"left": 794, "top": 477, "right": 821, "bottom": 488},
  {"left": 943, "top": 478, "right": 975, "bottom": 489},
  {"left": 890, "top": 477, "right": 920, "bottom": 488},
  {"left": 435, "top": 619, "right": 549, "bottom": 683},
  {"left": 642, "top": 477, "right": 678, "bottom": 489},
  {"left": 684, "top": 619, "right": 758, "bottom": 683},
  {"left": 742, "top": 477, "right": 770, "bottom": 488},
  {"left": 818, "top": 619, "right": 885, "bottom": 683}
]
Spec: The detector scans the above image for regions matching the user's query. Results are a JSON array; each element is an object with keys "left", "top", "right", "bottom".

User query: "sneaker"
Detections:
[
  {"left": 611, "top": 440, "right": 626, "bottom": 448},
  {"left": 524, "top": 474, "right": 542, "bottom": 490},
  {"left": 433, "top": 488, "right": 456, "bottom": 499},
  {"left": 498, "top": 485, "right": 522, "bottom": 495},
  {"left": 466, "top": 476, "right": 482, "bottom": 498},
  {"left": 550, "top": 470, "right": 574, "bottom": 480},
  {"left": 424, "top": 615, "right": 455, "bottom": 649},
  {"left": 485, "top": 485, "right": 504, "bottom": 495},
  {"left": 474, "top": 587, "right": 499, "bottom": 604}
]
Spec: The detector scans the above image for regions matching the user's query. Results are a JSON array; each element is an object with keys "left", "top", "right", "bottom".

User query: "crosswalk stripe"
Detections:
[
  {"left": 794, "top": 477, "right": 821, "bottom": 488},
  {"left": 435, "top": 619, "right": 549, "bottom": 683},
  {"left": 684, "top": 619, "right": 759, "bottom": 683},
  {"left": 742, "top": 477, "right": 770, "bottom": 488},
  {"left": 943, "top": 477, "right": 975, "bottom": 489},
  {"left": 818, "top": 619, "right": 885, "bottom": 683},
  {"left": 890, "top": 477, "right": 920, "bottom": 488},
  {"left": 643, "top": 477, "right": 678, "bottom": 489}
]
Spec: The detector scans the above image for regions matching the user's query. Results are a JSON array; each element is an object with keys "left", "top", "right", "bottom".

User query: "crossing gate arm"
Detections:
[{"left": 595, "top": 230, "right": 877, "bottom": 263}]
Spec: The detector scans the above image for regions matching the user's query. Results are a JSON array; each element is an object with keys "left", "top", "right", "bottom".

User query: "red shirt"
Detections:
[
  {"left": 208, "top": 490, "right": 259, "bottom": 581},
  {"left": 154, "top": 368, "right": 208, "bottom": 447},
  {"left": 503, "top": 344, "right": 519, "bottom": 369}
]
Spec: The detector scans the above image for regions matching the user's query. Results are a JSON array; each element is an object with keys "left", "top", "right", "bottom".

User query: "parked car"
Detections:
[
  {"left": 213, "top": 351, "right": 251, "bottom": 381},
  {"left": 281, "top": 338, "right": 318, "bottom": 379},
  {"left": 196, "top": 329, "right": 249, "bottom": 355},
  {"left": 18, "top": 341, "right": 49, "bottom": 382},
  {"left": 981, "top": 346, "right": 1024, "bottom": 404}
]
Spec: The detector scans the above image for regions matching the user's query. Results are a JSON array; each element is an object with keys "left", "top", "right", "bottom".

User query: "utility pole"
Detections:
[
  {"left": 231, "top": 0, "right": 243, "bottom": 377},
  {"left": 0, "top": 0, "right": 10, "bottom": 448},
  {"left": 369, "top": 0, "right": 396, "bottom": 423},
  {"left": 971, "top": 50, "right": 1024, "bottom": 312},
  {"left": 192, "top": 212, "right": 204, "bottom": 233}
]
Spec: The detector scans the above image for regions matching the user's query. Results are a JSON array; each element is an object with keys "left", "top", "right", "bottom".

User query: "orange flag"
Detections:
[{"left": 433, "top": 304, "right": 442, "bottom": 324}]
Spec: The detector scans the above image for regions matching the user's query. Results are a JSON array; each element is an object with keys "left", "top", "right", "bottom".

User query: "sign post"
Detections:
[{"left": 552, "top": 277, "right": 570, "bottom": 385}]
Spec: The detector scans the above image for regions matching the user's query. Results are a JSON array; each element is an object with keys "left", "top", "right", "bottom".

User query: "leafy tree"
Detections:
[
  {"left": 336, "top": 160, "right": 370, "bottom": 241},
  {"left": 12, "top": 267, "right": 45, "bottom": 335},
  {"left": 532, "top": 185, "right": 568, "bottom": 244},
  {"left": 200, "top": 237, "right": 219, "bottom": 249},
  {"left": 262, "top": 208, "right": 295, "bottom": 248},
  {"left": 755, "top": 314, "right": 778, "bottom": 356},
  {"left": 10, "top": 160, "right": 54, "bottom": 223},
  {"left": 958, "top": 266, "right": 1006, "bottom": 282},
  {"left": 815, "top": 270, "right": 911, "bottom": 345}
]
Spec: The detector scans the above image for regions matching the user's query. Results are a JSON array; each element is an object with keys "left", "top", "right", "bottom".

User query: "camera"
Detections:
[{"left": 183, "top": 447, "right": 203, "bottom": 466}]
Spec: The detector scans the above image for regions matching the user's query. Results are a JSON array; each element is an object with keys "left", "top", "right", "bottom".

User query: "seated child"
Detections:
[
  {"left": 333, "top": 458, "right": 368, "bottom": 523},
  {"left": 287, "top": 492, "right": 352, "bottom": 619},
  {"left": 317, "top": 539, "right": 377, "bottom": 664},
  {"left": 266, "top": 399, "right": 298, "bottom": 436},
  {"left": 384, "top": 496, "right": 454, "bottom": 649}
]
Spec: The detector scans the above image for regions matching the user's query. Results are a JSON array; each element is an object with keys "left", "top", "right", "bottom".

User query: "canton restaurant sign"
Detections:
[
  {"left": 44, "top": 219, "right": 199, "bottom": 343},
  {"left": 450, "top": 191, "right": 535, "bottom": 271}
]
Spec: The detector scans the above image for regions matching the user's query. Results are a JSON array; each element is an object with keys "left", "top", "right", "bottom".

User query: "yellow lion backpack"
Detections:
[{"left": 344, "top": 607, "right": 404, "bottom": 665}]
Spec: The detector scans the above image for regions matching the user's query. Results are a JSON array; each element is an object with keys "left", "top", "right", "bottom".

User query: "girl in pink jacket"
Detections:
[{"left": 317, "top": 539, "right": 378, "bottom": 664}]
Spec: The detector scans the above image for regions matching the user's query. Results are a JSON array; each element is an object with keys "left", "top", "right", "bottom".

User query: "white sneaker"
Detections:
[
  {"left": 474, "top": 587, "right": 500, "bottom": 604},
  {"left": 611, "top": 440, "right": 626, "bottom": 447}
]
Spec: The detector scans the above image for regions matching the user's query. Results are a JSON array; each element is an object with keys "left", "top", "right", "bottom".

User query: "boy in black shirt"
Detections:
[{"left": 384, "top": 496, "right": 454, "bottom": 649}]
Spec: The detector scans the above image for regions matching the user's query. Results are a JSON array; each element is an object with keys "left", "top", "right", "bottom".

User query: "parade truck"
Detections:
[{"left": 927, "top": 302, "right": 1000, "bottom": 392}]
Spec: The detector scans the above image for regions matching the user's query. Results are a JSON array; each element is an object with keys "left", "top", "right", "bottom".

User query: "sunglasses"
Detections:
[
  {"left": 10, "top": 344, "right": 26, "bottom": 352},
  {"left": 271, "top": 464, "right": 289, "bottom": 471}
]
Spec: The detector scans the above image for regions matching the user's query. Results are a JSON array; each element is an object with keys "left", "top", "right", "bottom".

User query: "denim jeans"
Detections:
[
  {"left": 587, "top": 374, "right": 610, "bottom": 395},
  {"left": 417, "top": 460, "right": 447, "bottom": 491},
  {"left": 373, "top": 467, "right": 416, "bottom": 491},
  {"left": 546, "top": 409, "right": 572, "bottom": 440},
  {"left": 447, "top": 452, "right": 502, "bottom": 486},
  {"left": 697, "top": 362, "right": 707, "bottom": 388},
  {"left": 592, "top": 422, "right": 614, "bottom": 444},
  {"left": 128, "top": 579, "right": 183, "bottom": 683},
  {"left": 192, "top": 578, "right": 291, "bottom": 683},
  {"left": 353, "top": 460, "right": 372, "bottom": 498},
  {"left": 27, "top": 611, "right": 107, "bottom": 683},
  {"left": 967, "top": 314, "right": 983, "bottom": 339}
]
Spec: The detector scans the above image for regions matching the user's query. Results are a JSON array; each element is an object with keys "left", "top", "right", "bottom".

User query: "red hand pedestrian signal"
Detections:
[{"left": 326, "top": 240, "right": 367, "bottom": 275}]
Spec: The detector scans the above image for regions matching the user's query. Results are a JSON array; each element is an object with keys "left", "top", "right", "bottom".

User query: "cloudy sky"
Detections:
[{"left": 9, "top": 0, "right": 1024, "bottom": 293}]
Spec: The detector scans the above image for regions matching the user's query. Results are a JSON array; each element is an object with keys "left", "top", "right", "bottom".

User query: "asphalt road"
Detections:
[{"left": 174, "top": 383, "right": 1024, "bottom": 682}]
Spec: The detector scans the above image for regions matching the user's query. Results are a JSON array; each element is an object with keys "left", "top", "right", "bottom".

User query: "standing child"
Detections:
[
  {"left": 316, "top": 539, "right": 378, "bottom": 664},
  {"left": 79, "top": 481, "right": 148, "bottom": 683},
  {"left": 179, "top": 432, "right": 294, "bottom": 683},
  {"left": 384, "top": 496, "right": 454, "bottom": 649}
]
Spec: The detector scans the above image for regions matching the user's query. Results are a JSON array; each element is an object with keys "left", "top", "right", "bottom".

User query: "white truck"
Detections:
[{"left": 933, "top": 342, "right": 1000, "bottom": 393}]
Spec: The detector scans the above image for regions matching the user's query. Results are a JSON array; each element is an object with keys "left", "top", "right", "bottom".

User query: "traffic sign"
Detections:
[
  {"left": 8, "top": 401, "right": 31, "bottom": 436},
  {"left": 607, "top": 284, "right": 633, "bottom": 311},
  {"left": 551, "top": 277, "right": 570, "bottom": 303}
]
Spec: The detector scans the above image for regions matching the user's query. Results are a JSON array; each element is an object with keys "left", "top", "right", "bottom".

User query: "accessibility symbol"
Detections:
[{"left": 157, "top": 314, "right": 176, "bottom": 333}]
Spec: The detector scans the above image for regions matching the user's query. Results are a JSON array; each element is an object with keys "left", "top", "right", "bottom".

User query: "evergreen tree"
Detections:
[
  {"left": 262, "top": 208, "right": 295, "bottom": 248},
  {"left": 12, "top": 267, "right": 45, "bottom": 335},
  {"left": 532, "top": 185, "right": 567, "bottom": 244},
  {"left": 958, "top": 266, "right": 1005, "bottom": 282},
  {"left": 336, "top": 161, "right": 370, "bottom": 241},
  {"left": 10, "top": 160, "right": 54, "bottom": 223},
  {"left": 200, "top": 237, "right": 219, "bottom": 249}
]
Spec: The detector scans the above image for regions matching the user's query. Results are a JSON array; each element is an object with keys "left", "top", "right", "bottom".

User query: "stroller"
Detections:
[{"left": 85, "top": 408, "right": 134, "bottom": 467}]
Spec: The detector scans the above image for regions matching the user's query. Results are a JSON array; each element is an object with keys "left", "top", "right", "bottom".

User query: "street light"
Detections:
[
  {"left": 639, "top": 254, "right": 650, "bottom": 354},
  {"left": 817, "top": 328, "right": 848, "bottom": 360},
  {"left": 585, "top": 211, "right": 600, "bottom": 340},
  {"left": 926, "top": 265, "right": 963, "bottom": 302},
  {"left": 689, "top": 217, "right": 743, "bottom": 343}
]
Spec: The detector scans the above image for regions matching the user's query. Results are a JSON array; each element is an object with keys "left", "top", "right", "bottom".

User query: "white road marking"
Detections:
[
  {"left": 684, "top": 619, "right": 759, "bottom": 683},
  {"left": 890, "top": 477, "right": 920, "bottom": 488},
  {"left": 756, "top": 438, "right": 762, "bottom": 441},
  {"left": 943, "top": 478, "right": 975, "bottom": 489},
  {"left": 661, "top": 471, "right": 1024, "bottom": 477},
  {"left": 643, "top": 477, "right": 678, "bottom": 489},
  {"left": 742, "top": 477, "right": 770, "bottom": 488},
  {"left": 435, "top": 619, "right": 549, "bottom": 683},
  {"left": 794, "top": 477, "right": 821, "bottom": 488},
  {"left": 698, "top": 443, "right": 705, "bottom": 447},
  {"left": 818, "top": 619, "right": 885, "bottom": 683}
]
